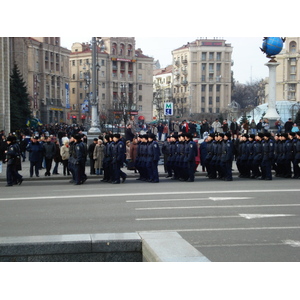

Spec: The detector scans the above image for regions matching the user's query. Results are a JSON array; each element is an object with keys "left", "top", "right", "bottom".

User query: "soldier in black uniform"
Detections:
[
  {"left": 111, "top": 133, "right": 127, "bottom": 184},
  {"left": 73, "top": 134, "right": 87, "bottom": 185},
  {"left": 162, "top": 135, "right": 172, "bottom": 178},
  {"left": 261, "top": 132, "right": 274, "bottom": 180},
  {"left": 137, "top": 134, "right": 148, "bottom": 181},
  {"left": 146, "top": 133, "right": 161, "bottom": 183},
  {"left": 183, "top": 133, "right": 198, "bottom": 182},
  {"left": 221, "top": 132, "right": 234, "bottom": 181},
  {"left": 247, "top": 134, "right": 255, "bottom": 178},
  {"left": 282, "top": 133, "right": 293, "bottom": 178},
  {"left": 293, "top": 132, "right": 300, "bottom": 179},
  {"left": 102, "top": 134, "right": 113, "bottom": 183},
  {"left": 170, "top": 134, "right": 179, "bottom": 180},
  {"left": 5, "top": 136, "right": 23, "bottom": 186},
  {"left": 252, "top": 133, "right": 263, "bottom": 179},
  {"left": 204, "top": 133, "right": 214, "bottom": 179}
]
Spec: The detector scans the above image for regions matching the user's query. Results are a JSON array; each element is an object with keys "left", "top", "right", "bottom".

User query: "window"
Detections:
[
  {"left": 209, "top": 52, "right": 214, "bottom": 60},
  {"left": 72, "top": 88, "right": 75, "bottom": 94},
  {"left": 201, "top": 97, "right": 205, "bottom": 102},
  {"left": 139, "top": 85, "right": 142, "bottom": 90},
  {"left": 72, "top": 74, "right": 75, "bottom": 80},
  {"left": 201, "top": 85, "right": 206, "bottom": 92},
  {"left": 139, "top": 95, "right": 142, "bottom": 101},
  {"left": 216, "top": 52, "right": 221, "bottom": 61},
  {"left": 72, "top": 60, "right": 75, "bottom": 66},
  {"left": 138, "top": 74, "right": 142, "bottom": 80},
  {"left": 138, "top": 105, "right": 143, "bottom": 111},
  {"left": 290, "top": 41, "right": 297, "bottom": 53},
  {"left": 202, "top": 63, "right": 206, "bottom": 71},
  {"left": 138, "top": 63, "right": 142, "bottom": 69},
  {"left": 202, "top": 52, "right": 206, "bottom": 60},
  {"left": 80, "top": 93, "right": 83, "bottom": 99},
  {"left": 216, "top": 96, "right": 220, "bottom": 102}
]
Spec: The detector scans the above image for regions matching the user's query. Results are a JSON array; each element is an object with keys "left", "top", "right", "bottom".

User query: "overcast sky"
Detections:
[{"left": 61, "top": 36, "right": 269, "bottom": 84}]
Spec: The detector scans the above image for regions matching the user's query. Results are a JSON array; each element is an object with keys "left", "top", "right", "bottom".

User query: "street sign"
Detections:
[{"left": 164, "top": 102, "right": 173, "bottom": 116}]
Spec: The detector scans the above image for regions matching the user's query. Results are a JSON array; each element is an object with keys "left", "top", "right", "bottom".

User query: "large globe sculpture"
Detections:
[{"left": 260, "top": 37, "right": 285, "bottom": 61}]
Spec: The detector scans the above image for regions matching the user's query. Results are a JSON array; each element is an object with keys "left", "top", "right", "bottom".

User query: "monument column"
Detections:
[{"left": 264, "top": 61, "right": 280, "bottom": 128}]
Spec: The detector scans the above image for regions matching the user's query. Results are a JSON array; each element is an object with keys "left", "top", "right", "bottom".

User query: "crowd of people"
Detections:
[{"left": 1, "top": 116, "right": 300, "bottom": 186}]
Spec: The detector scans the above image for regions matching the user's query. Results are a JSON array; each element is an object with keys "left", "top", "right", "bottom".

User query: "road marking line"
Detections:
[
  {"left": 283, "top": 240, "right": 300, "bottom": 247},
  {"left": 135, "top": 204, "right": 300, "bottom": 210},
  {"left": 209, "top": 197, "right": 253, "bottom": 201},
  {"left": 240, "top": 214, "right": 296, "bottom": 219},
  {"left": 138, "top": 226, "right": 300, "bottom": 233},
  {"left": 1, "top": 188, "right": 300, "bottom": 201},
  {"left": 136, "top": 215, "right": 241, "bottom": 221},
  {"left": 127, "top": 198, "right": 209, "bottom": 203},
  {"left": 194, "top": 242, "right": 284, "bottom": 248},
  {"left": 128, "top": 197, "right": 254, "bottom": 203}
]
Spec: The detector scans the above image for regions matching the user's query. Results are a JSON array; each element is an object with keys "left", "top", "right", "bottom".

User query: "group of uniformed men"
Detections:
[
  {"left": 5, "top": 129, "right": 300, "bottom": 186},
  {"left": 233, "top": 131, "right": 300, "bottom": 180},
  {"left": 68, "top": 133, "right": 127, "bottom": 185},
  {"left": 203, "top": 130, "right": 300, "bottom": 181}
]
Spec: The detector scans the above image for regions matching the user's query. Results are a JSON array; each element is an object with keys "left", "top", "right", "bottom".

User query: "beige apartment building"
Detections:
[
  {"left": 69, "top": 37, "right": 154, "bottom": 126},
  {"left": 267, "top": 37, "right": 300, "bottom": 103},
  {"left": 172, "top": 38, "right": 233, "bottom": 119},
  {"left": 153, "top": 65, "right": 173, "bottom": 120},
  {"left": 0, "top": 37, "right": 10, "bottom": 133},
  {"left": 10, "top": 37, "right": 70, "bottom": 124}
]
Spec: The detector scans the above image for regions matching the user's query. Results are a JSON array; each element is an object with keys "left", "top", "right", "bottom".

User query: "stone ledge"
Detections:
[
  {"left": 139, "top": 232, "right": 210, "bottom": 262},
  {"left": 0, "top": 232, "right": 210, "bottom": 262}
]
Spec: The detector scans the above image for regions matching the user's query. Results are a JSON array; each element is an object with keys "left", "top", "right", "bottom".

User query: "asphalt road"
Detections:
[{"left": 1, "top": 176, "right": 300, "bottom": 262}]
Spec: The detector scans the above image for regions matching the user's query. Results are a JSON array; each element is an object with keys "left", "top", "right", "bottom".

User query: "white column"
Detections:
[{"left": 264, "top": 62, "right": 280, "bottom": 125}]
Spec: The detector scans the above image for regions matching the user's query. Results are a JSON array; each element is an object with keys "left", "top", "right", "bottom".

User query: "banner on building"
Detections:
[{"left": 65, "top": 83, "right": 70, "bottom": 109}]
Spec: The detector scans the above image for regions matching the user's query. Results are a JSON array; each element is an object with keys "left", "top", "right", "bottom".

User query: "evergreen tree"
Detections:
[
  {"left": 295, "top": 109, "right": 300, "bottom": 125},
  {"left": 10, "top": 63, "right": 31, "bottom": 131}
]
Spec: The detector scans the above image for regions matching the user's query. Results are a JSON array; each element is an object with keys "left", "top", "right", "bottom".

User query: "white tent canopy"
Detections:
[{"left": 238, "top": 100, "right": 300, "bottom": 124}]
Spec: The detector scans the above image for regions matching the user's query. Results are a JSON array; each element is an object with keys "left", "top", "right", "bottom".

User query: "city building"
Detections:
[
  {"left": 153, "top": 65, "right": 173, "bottom": 120},
  {"left": 267, "top": 37, "right": 300, "bottom": 104},
  {"left": 171, "top": 38, "right": 233, "bottom": 119},
  {"left": 0, "top": 37, "right": 10, "bottom": 133},
  {"left": 10, "top": 37, "right": 71, "bottom": 124},
  {"left": 69, "top": 37, "right": 154, "bottom": 127}
]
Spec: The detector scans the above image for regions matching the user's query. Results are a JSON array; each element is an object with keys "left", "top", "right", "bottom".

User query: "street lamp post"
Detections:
[{"left": 88, "top": 37, "right": 101, "bottom": 135}]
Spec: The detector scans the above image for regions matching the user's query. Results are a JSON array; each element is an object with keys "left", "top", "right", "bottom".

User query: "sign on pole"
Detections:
[{"left": 164, "top": 102, "right": 173, "bottom": 116}]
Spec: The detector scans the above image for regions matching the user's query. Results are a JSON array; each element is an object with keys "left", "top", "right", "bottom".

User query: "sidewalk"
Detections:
[{"left": 0, "top": 157, "right": 238, "bottom": 182}]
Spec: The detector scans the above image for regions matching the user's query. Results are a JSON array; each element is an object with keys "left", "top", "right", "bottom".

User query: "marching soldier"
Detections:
[
  {"left": 147, "top": 133, "right": 161, "bottom": 183},
  {"left": 293, "top": 132, "right": 300, "bottom": 179},
  {"left": 252, "top": 133, "right": 263, "bottom": 179},
  {"left": 221, "top": 132, "right": 234, "bottom": 181},
  {"left": 111, "top": 134, "right": 127, "bottom": 184},
  {"left": 5, "top": 136, "right": 23, "bottom": 186},
  {"left": 261, "top": 132, "right": 274, "bottom": 180},
  {"left": 183, "top": 133, "right": 198, "bottom": 182},
  {"left": 73, "top": 134, "right": 87, "bottom": 185}
]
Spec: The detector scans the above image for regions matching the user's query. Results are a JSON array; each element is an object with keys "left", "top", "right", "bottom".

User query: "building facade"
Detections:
[
  {"left": 270, "top": 37, "right": 300, "bottom": 103},
  {"left": 153, "top": 65, "right": 173, "bottom": 120},
  {"left": 69, "top": 37, "right": 154, "bottom": 127},
  {"left": 10, "top": 37, "right": 70, "bottom": 124},
  {"left": 171, "top": 38, "right": 233, "bottom": 119},
  {"left": 0, "top": 37, "right": 10, "bottom": 133}
]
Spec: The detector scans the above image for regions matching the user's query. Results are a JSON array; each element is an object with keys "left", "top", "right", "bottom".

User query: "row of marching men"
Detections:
[{"left": 234, "top": 131, "right": 300, "bottom": 180}]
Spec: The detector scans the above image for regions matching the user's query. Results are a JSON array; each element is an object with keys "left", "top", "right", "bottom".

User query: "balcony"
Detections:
[
  {"left": 182, "top": 59, "right": 188, "bottom": 64},
  {"left": 181, "top": 80, "right": 188, "bottom": 86}
]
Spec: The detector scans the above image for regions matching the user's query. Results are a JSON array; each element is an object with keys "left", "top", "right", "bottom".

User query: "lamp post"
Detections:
[{"left": 88, "top": 37, "right": 101, "bottom": 135}]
